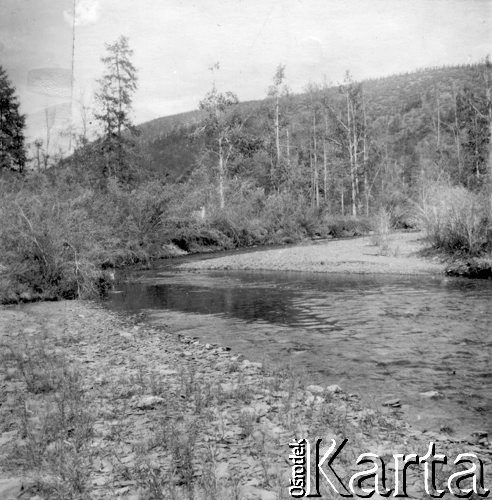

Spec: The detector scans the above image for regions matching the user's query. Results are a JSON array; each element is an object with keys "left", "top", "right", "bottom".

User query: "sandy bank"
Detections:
[
  {"left": 0, "top": 301, "right": 489, "bottom": 499},
  {"left": 179, "top": 232, "right": 444, "bottom": 275}
]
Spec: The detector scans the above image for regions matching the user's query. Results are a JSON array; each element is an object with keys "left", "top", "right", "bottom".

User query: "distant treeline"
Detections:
[{"left": 130, "top": 62, "right": 490, "bottom": 218}]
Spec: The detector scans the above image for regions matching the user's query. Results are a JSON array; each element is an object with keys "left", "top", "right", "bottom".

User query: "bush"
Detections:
[
  {"left": 166, "top": 217, "right": 234, "bottom": 252},
  {"left": 262, "top": 192, "right": 313, "bottom": 242},
  {"left": 371, "top": 208, "right": 391, "bottom": 253},
  {"left": 0, "top": 174, "right": 171, "bottom": 303},
  {"left": 321, "top": 215, "right": 373, "bottom": 238},
  {"left": 0, "top": 188, "right": 103, "bottom": 301},
  {"left": 379, "top": 192, "right": 417, "bottom": 229},
  {"left": 419, "top": 183, "right": 491, "bottom": 255}
]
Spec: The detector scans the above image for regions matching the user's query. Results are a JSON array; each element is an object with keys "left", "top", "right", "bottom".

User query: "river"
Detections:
[{"left": 106, "top": 263, "right": 491, "bottom": 439}]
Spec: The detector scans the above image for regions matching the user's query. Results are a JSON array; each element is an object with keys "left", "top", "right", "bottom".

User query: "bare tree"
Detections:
[
  {"left": 198, "top": 85, "right": 241, "bottom": 209},
  {"left": 267, "top": 64, "right": 290, "bottom": 190}
]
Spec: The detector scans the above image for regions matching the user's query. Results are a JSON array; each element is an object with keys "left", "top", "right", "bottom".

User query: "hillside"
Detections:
[{"left": 136, "top": 63, "right": 488, "bottom": 183}]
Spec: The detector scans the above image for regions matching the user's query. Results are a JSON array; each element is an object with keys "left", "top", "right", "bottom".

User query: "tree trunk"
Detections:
[
  {"left": 323, "top": 139, "right": 328, "bottom": 201},
  {"left": 362, "top": 92, "right": 369, "bottom": 216},
  {"left": 218, "top": 137, "right": 225, "bottom": 209},
  {"left": 275, "top": 93, "right": 280, "bottom": 174},
  {"left": 323, "top": 114, "right": 329, "bottom": 201},
  {"left": 452, "top": 85, "right": 462, "bottom": 181},
  {"left": 436, "top": 89, "right": 441, "bottom": 147},
  {"left": 346, "top": 93, "right": 357, "bottom": 216},
  {"left": 286, "top": 128, "right": 291, "bottom": 171},
  {"left": 474, "top": 110, "right": 480, "bottom": 179},
  {"left": 116, "top": 54, "right": 123, "bottom": 168},
  {"left": 353, "top": 102, "right": 360, "bottom": 212},
  {"left": 313, "top": 112, "right": 319, "bottom": 209},
  {"left": 364, "top": 172, "right": 369, "bottom": 216},
  {"left": 36, "top": 144, "right": 41, "bottom": 171},
  {"left": 485, "top": 61, "right": 492, "bottom": 219}
]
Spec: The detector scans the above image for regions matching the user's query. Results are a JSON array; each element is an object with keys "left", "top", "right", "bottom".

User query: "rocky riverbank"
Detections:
[
  {"left": 444, "top": 255, "right": 492, "bottom": 279},
  {"left": 178, "top": 232, "right": 445, "bottom": 275},
  {"left": 0, "top": 301, "right": 490, "bottom": 499}
]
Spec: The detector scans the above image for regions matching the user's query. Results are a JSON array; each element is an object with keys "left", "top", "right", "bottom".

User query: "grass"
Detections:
[
  {"left": 0, "top": 302, "right": 486, "bottom": 499},
  {"left": 1, "top": 325, "right": 94, "bottom": 499}
]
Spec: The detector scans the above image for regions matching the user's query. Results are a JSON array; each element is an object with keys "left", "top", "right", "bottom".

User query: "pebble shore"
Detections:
[
  {"left": 179, "top": 232, "right": 444, "bottom": 275},
  {"left": 1, "top": 300, "right": 490, "bottom": 499}
]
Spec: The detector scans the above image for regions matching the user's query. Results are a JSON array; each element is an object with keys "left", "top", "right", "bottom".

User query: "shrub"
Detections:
[
  {"left": 380, "top": 192, "right": 417, "bottom": 229},
  {"left": 0, "top": 175, "right": 172, "bottom": 302},
  {"left": 322, "top": 215, "right": 373, "bottom": 238},
  {"left": 371, "top": 208, "right": 391, "bottom": 254},
  {"left": 419, "top": 183, "right": 491, "bottom": 255},
  {"left": 0, "top": 189, "right": 103, "bottom": 301},
  {"left": 262, "top": 192, "right": 312, "bottom": 242}
]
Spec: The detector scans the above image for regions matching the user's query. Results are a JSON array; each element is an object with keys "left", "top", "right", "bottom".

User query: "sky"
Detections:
[{"left": 1, "top": 0, "right": 491, "bottom": 147}]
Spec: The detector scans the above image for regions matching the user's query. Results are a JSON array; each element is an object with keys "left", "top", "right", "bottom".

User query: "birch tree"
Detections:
[
  {"left": 198, "top": 86, "right": 241, "bottom": 209},
  {"left": 330, "top": 73, "right": 366, "bottom": 216},
  {"left": 267, "top": 64, "right": 291, "bottom": 190}
]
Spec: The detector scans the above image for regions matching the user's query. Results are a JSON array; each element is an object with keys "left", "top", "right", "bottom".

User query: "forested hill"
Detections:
[
  {"left": 136, "top": 63, "right": 488, "bottom": 185},
  {"left": 136, "top": 99, "right": 262, "bottom": 182}
]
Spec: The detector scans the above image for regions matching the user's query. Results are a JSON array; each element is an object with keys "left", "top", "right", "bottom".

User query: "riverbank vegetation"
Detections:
[{"left": 1, "top": 39, "right": 491, "bottom": 303}]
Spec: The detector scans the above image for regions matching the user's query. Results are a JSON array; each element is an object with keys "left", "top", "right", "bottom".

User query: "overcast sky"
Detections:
[{"left": 1, "top": 0, "right": 491, "bottom": 143}]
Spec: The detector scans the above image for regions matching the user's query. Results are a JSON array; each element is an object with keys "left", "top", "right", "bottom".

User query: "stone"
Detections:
[
  {"left": 114, "top": 486, "right": 130, "bottom": 496},
  {"left": 214, "top": 462, "right": 229, "bottom": 479},
  {"left": 326, "top": 384, "right": 343, "bottom": 393},
  {"left": 134, "top": 395, "right": 166, "bottom": 410},
  {"left": 92, "top": 476, "right": 107, "bottom": 486},
  {"left": 0, "top": 430, "right": 17, "bottom": 447},
  {"left": 260, "top": 417, "right": 285, "bottom": 439},
  {"left": 220, "top": 382, "right": 238, "bottom": 394},
  {"left": 305, "top": 394, "right": 324, "bottom": 406},
  {"left": 272, "top": 390, "right": 289, "bottom": 398},
  {"left": 474, "top": 431, "right": 488, "bottom": 439},
  {"left": 306, "top": 384, "right": 325, "bottom": 394},
  {"left": 0, "top": 478, "right": 22, "bottom": 500},
  {"left": 420, "top": 390, "right": 439, "bottom": 399},
  {"left": 242, "top": 401, "right": 270, "bottom": 419},
  {"left": 159, "top": 368, "right": 178, "bottom": 376},
  {"left": 121, "top": 493, "right": 140, "bottom": 500},
  {"left": 241, "top": 360, "right": 263, "bottom": 370},
  {"left": 121, "top": 453, "right": 136, "bottom": 464},
  {"left": 241, "top": 485, "right": 277, "bottom": 500},
  {"left": 382, "top": 398, "right": 401, "bottom": 407}
]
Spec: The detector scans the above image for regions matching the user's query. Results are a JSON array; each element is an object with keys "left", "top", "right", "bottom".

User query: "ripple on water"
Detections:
[{"left": 108, "top": 270, "right": 492, "bottom": 437}]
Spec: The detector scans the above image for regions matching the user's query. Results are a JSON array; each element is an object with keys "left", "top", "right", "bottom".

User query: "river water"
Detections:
[{"left": 107, "top": 265, "right": 491, "bottom": 438}]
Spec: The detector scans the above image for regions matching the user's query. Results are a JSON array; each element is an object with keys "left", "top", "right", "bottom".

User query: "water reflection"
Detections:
[{"left": 107, "top": 270, "right": 492, "bottom": 437}]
